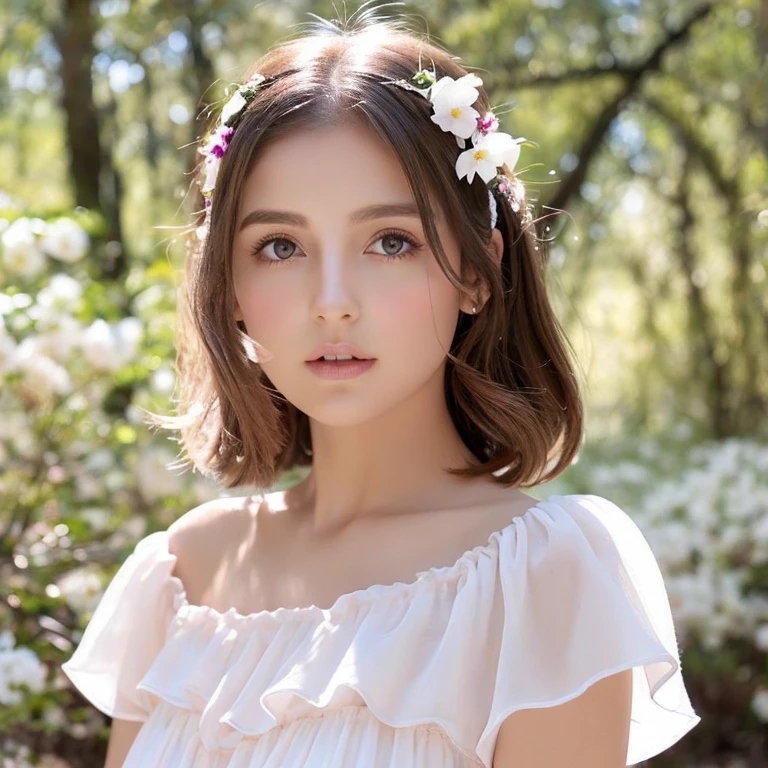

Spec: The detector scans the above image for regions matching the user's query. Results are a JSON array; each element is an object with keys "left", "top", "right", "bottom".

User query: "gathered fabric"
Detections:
[{"left": 62, "top": 494, "right": 700, "bottom": 767}]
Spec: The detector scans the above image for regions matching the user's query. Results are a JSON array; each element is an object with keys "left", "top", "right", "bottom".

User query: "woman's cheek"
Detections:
[
  {"left": 396, "top": 281, "right": 436, "bottom": 325},
  {"left": 239, "top": 284, "right": 293, "bottom": 341},
  {"left": 391, "top": 274, "right": 457, "bottom": 354}
]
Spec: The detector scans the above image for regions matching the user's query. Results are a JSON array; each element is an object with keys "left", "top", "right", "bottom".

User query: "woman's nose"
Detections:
[{"left": 311, "top": 250, "right": 359, "bottom": 322}]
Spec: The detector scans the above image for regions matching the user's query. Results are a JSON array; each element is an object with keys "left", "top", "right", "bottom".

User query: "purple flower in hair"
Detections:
[
  {"left": 205, "top": 125, "right": 235, "bottom": 158},
  {"left": 476, "top": 112, "right": 499, "bottom": 135}
]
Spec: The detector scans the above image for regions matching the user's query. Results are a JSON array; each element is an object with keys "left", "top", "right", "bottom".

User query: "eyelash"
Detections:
[{"left": 249, "top": 229, "right": 423, "bottom": 267}]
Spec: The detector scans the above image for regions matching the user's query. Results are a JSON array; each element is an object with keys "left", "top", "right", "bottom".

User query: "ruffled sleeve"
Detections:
[
  {"left": 476, "top": 494, "right": 700, "bottom": 768},
  {"left": 61, "top": 531, "right": 178, "bottom": 722}
]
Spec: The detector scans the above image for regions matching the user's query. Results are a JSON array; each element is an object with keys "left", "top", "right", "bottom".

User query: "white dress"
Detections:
[{"left": 61, "top": 493, "right": 701, "bottom": 767}]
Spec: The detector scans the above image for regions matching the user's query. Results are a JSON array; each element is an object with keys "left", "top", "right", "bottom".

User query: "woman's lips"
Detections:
[{"left": 305, "top": 358, "right": 377, "bottom": 379}]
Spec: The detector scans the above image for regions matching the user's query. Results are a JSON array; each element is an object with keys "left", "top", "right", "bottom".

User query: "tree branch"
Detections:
[
  {"left": 541, "top": 2, "right": 715, "bottom": 216},
  {"left": 644, "top": 95, "right": 737, "bottom": 199},
  {"left": 503, "top": 63, "right": 634, "bottom": 90},
  {"left": 500, "top": 2, "right": 714, "bottom": 90}
]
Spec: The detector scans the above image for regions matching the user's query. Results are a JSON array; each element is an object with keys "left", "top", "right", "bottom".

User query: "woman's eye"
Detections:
[
  {"left": 253, "top": 237, "right": 301, "bottom": 264},
  {"left": 368, "top": 232, "right": 420, "bottom": 258}
]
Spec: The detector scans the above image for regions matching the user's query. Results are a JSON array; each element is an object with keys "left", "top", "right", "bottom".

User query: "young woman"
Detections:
[{"left": 62, "top": 14, "right": 700, "bottom": 768}]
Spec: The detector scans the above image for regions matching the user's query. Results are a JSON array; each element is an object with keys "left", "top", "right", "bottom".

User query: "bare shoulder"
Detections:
[
  {"left": 167, "top": 492, "right": 273, "bottom": 606},
  {"left": 167, "top": 493, "right": 262, "bottom": 546}
]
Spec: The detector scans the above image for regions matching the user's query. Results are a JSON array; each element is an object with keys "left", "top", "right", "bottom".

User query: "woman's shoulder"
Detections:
[
  {"left": 166, "top": 492, "right": 270, "bottom": 606},
  {"left": 167, "top": 493, "right": 263, "bottom": 551}
]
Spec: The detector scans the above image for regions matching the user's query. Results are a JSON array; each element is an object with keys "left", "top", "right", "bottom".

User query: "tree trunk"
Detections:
[
  {"left": 185, "top": 11, "right": 217, "bottom": 216},
  {"left": 674, "top": 152, "right": 731, "bottom": 437},
  {"left": 52, "top": 0, "right": 126, "bottom": 279}
]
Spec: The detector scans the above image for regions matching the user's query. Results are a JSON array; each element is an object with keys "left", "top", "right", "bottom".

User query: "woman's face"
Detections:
[{"left": 231, "top": 120, "right": 470, "bottom": 426}]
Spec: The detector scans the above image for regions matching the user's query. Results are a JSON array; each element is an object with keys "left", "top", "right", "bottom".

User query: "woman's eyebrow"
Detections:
[{"left": 238, "top": 202, "right": 421, "bottom": 232}]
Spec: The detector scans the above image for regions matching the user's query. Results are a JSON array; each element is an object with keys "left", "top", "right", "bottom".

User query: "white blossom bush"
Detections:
[{"left": 0, "top": 212, "right": 222, "bottom": 762}]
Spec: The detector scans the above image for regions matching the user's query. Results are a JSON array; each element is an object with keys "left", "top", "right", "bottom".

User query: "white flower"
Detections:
[
  {"left": 37, "top": 273, "right": 83, "bottom": 309},
  {"left": 220, "top": 90, "right": 248, "bottom": 126},
  {"left": 81, "top": 318, "right": 114, "bottom": 368},
  {"left": 80, "top": 316, "right": 143, "bottom": 372},
  {"left": 80, "top": 318, "right": 117, "bottom": 371},
  {"left": 10, "top": 647, "right": 46, "bottom": 691},
  {"left": 56, "top": 566, "right": 104, "bottom": 615},
  {"left": 456, "top": 132, "right": 526, "bottom": 184},
  {"left": 201, "top": 155, "right": 220, "bottom": 194},
  {"left": 39, "top": 218, "right": 89, "bottom": 263},
  {"left": 35, "top": 316, "right": 83, "bottom": 363},
  {"left": 32, "top": 274, "right": 84, "bottom": 333},
  {"left": 0, "top": 641, "right": 46, "bottom": 706},
  {"left": 1, "top": 218, "right": 46, "bottom": 279},
  {"left": 15, "top": 343, "right": 72, "bottom": 403},
  {"left": 429, "top": 73, "right": 483, "bottom": 139}
]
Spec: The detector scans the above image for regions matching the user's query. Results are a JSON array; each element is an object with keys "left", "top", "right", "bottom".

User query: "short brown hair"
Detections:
[{"left": 151, "top": 16, "right": 585, "bottom": 492}]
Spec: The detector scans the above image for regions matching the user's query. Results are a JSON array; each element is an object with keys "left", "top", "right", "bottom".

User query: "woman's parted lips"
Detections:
[{"left": 306, "top": 342, "right": 374, "bottom": 361}]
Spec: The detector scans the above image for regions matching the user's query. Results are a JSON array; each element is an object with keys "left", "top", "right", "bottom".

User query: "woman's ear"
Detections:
[
  {"left": 490, "top": 227, "right": 503, "bottom": 267},
  {"left": 477, "top": 228, "right": 504, "bottom": 308},
  {"left": 462, "top": 228, "right": 505, "bottom": 313}
]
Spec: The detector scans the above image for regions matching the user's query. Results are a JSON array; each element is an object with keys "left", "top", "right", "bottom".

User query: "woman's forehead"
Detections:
[{"left": 240, "top": 122, "right": 416, "bottom": 213}]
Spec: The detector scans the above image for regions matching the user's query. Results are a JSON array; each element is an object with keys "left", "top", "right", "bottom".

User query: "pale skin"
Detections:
[{"left": 104, "top": 120, "right": 632, "bottom": 766}]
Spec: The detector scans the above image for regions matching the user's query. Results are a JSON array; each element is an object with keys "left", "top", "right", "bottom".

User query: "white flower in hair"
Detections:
[
  {"left": 220, "top": 90, "right": 249, "bottom": 126},
  {"left": 388, "top": 68, "right": 527, "bottom": 198},
  {"left": 201, "top": 154, "right": 220, "bottom": 195},
  {"left": 456, "top": 131, "right": 526, "bottom": 184},
  {"left": 429, "top": 73, "right": 484, "bottom": 140}
]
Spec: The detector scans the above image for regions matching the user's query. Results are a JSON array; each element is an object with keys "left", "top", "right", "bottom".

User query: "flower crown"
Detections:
[{"left": 196, "top": 67, "right": 525, "bottom": 239}]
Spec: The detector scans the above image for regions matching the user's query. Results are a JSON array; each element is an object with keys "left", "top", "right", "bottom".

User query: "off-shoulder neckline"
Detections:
[{"left": 156, "top": 493, "right": 565, "bottom": 627}]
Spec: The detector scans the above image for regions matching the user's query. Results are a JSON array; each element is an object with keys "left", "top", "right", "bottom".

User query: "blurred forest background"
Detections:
[{"left": 0, "top": 0, "right": 766, "bottom": 765}]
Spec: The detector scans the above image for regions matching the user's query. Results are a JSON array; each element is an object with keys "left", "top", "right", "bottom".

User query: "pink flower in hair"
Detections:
[
  {"left": 476, "top": 112, "right": 499, "bottom": 135},
  {"left": 204, "top": 125, "right": 235, "bottom": 159}
]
